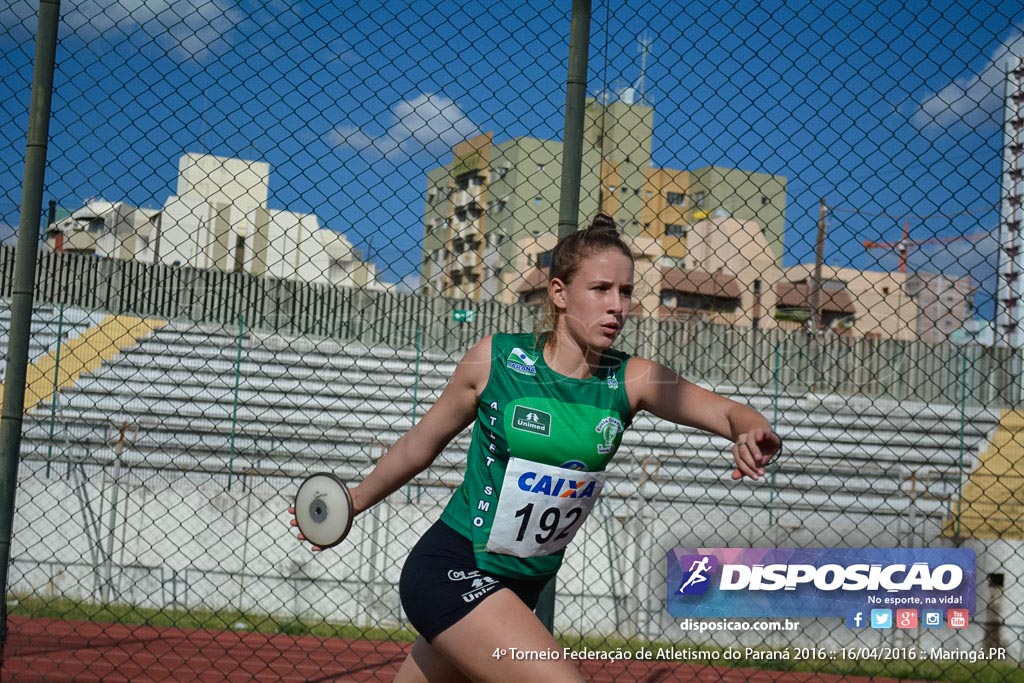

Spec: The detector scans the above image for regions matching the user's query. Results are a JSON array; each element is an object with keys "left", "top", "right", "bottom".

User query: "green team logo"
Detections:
[
  {"left": 596, "top": 416, "right": 624, "bottom": 454},
  {"left": 506, "top": 347, "right": 538, "bottom": 376},
  {"left": 512, "top": 405, "right": 551, "bottom": 436}
]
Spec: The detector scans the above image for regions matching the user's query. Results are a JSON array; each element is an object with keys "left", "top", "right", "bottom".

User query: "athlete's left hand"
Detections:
[{"left": 731, "top": 428, "right": 781, "bottom": 481}]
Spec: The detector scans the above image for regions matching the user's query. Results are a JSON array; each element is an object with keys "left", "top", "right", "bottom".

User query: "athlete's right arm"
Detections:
[{"left": 347, "top": 335, "right": 492, "bottom": 515}]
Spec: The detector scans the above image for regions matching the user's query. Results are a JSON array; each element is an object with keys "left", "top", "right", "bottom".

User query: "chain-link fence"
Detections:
[{"left": 1, "top": 0, "right": 1023, "bottom": 680}]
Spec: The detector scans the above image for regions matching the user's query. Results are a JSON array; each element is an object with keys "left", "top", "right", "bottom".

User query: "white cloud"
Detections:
[
  {"left": 1, "top": 0, "right": 243, "bottom": 62},
  {"left": 329, "top": 93, "right": 481, "bottom": 160},
  {"left": 913, "top": 29, "right": 1024, "bottom": 131}
]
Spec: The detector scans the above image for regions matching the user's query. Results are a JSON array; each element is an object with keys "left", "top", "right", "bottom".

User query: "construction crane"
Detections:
[{"left": 863, "top": 221, "right": 989, "bottom": 274}]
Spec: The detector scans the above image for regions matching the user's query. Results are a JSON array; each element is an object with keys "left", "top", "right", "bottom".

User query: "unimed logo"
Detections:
[{"left": 511, "top": 405, "right": 551, "bottom": 436}]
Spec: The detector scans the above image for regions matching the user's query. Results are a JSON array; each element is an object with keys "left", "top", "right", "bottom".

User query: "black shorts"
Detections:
[{"left": 399, "top": 519, "right": 550, "bottom": 643}]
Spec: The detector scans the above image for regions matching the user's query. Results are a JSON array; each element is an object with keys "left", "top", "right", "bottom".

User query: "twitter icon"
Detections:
[{"left": 871, "top": 609, "right": 893, "bottom": 629}]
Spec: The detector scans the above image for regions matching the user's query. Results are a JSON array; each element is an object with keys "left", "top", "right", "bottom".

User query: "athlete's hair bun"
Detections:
[{"left": 587, "top": 213, "right": 618, "bottom": 235}]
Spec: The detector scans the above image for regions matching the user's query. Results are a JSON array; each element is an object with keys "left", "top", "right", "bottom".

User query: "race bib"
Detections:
[{"left": 486, "top": 458, "right": 605, "bottom": 558}]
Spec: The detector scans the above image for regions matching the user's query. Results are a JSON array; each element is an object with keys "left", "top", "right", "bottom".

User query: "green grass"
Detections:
[{"left": 10, "top": 595, "right": 1022, "bottom": 683}]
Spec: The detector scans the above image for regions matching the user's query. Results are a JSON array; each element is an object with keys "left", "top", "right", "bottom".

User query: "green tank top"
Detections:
[{"left": 439, "top": 332, "right": 633, "bottom": 579}]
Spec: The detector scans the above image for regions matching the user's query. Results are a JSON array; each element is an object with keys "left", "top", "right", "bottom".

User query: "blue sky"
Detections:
[{"left": 1, "top": 0, "right": 1022, "bottom": 316}]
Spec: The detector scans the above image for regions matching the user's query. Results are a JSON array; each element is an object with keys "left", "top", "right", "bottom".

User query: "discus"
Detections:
[{"left": 294, "top": 472, "right": 353, "bottom": 549}]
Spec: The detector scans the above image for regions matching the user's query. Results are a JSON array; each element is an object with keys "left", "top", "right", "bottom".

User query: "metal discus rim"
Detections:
[{"left": 294, "top": 472, "right": 354, "bottom": 549}]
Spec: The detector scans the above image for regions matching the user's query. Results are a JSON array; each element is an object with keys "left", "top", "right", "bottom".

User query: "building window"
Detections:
[
  {"left": 455, "top": 173, "right": 483, "bottom": 191},
  {"left": 693, "top": 191, "right": 706, "bottom": 208},
  {"left": 667, "top": 191, "right": 686, "bottom": 206},
  {"left": 821, "top": 279, "right": 847, "bottom": 292},
  {"left": 761, "top": 195, "right": 770, "bottom": 205},
  {"left": 537, "top": 250, "right": 553, "bottom": 268},
  {"left": 534, "top": 197, "right": 543, "bottom": 206},
  {"left": 665, "top": 223, "right": 687, "bottom": 238},
  {"left": 536, "top": 163, "right": 544, "bottom": 173},
  {"left": 664, "top": 291, "right": 740, "bottom": 313},
  {"left": 521, "top": 289, "right": 546, "bottom": 306},
  {"left": 658, "top": 255, "right": 686, "bottom": 269},
  {"left": 427, "top": 189, "right": 436, "bottom": 203},
  {"left": 487, "top": 233, "right": 504, "bottom": 248},
  {"left": 493, "top": 200, "right": 506, "bottom": 214}
]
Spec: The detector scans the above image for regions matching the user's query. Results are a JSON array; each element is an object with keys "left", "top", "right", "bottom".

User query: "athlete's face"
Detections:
[{"left": 550, "top": 248, "right": 634, "bottom": 350}]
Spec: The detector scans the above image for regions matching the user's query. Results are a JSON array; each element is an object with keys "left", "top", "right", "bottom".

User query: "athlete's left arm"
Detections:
[{"left": 624, "top": 357, "right": 781, "bottom": 481}]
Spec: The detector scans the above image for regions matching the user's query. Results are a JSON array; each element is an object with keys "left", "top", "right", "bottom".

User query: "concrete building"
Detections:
[
  {"left": 511, "top": 214, "right": 786, "bottom": 327},
  {"left": 419, "top": 98, "right": 787, "bottom": 303},
  {"left": 44, "top": 153, "right": 387, "bottom": 290},
  {"left": 778, "top": 265, "right": 974, "bottom": 342},
  {"left": 43, "top": 200, "right": 161, "bottom": 262}
]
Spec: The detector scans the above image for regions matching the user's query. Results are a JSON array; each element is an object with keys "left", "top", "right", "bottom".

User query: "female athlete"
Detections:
[{"left": 291, "top": 213, "right": 781, "bottom": 682}]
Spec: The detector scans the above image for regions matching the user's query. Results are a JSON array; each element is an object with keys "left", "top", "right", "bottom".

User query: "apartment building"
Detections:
[{"left": 419, "top": 98, "right": 787, "bottom": 303}]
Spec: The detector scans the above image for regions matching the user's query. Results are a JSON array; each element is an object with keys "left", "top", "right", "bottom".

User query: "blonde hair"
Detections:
[{"left": 534, "top": 213, "right": 633, "bottom": 348}]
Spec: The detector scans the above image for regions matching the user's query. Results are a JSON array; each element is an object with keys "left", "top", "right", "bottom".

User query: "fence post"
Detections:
[
  {"left": 101, "top": 421, "right": 129, "bottom": 603},
  {"left": 954, "top": 342, "right": 971, "bottom": 542},
  {"left": 227, "top": 314, "right": 245, "bottom": 491},
  {"left": 767, "top": 341, "right": 782, "bottom": 531},
  {"left": 0, "top": 0, "right": 61, "bottom": 662},
  {"left": 44, "top": 302, "right": 66, "bottom": 478}
]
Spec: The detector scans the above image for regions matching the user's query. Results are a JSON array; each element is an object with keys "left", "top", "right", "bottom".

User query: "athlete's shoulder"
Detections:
[{"left": 456, "top": 336, "right": 495, "bottom": 393}]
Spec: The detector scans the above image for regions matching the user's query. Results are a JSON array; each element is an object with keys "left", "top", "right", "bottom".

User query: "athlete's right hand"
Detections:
[
  {"left": 730, "top": 428, "right": 780, "bottom": 481},
  {"left": 288, "top": 505, "right": 324, "bottom": 552}
]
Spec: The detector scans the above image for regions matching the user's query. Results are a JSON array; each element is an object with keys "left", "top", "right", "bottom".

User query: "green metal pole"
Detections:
[
  {"left": 955, "top": 344, "right": 969, "bottom": 541},
  {"left": 537, "top": 0, "right": 592, "bottom": 635},
  {"left": 45, "top": 303, "right": 65, "bottom": 478},
  {"left": 227, "top": 314, "right": 244, "bottom": 492},
  {"left": 412, "top": 326, "right": 422, "bottom": 422},
  {"left": 556, "top": 0, "right": 592, "bottom": 241},
  {"left": 767, "top": 340, "right": 781, "bottom": 528},
  {"left": 0, "top": 0, "right": 61, "bottom": 661},
  {"left": 406, "top": 326, "right": 423, "bottom": 504}
]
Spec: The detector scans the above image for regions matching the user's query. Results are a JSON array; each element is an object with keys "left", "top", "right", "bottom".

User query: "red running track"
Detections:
[{"left": 2, "top": 617, "right": 924, "bottom": 682}]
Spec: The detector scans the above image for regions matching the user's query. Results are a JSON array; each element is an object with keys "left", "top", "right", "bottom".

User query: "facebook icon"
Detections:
[{"left": 846, "top": 611, "right": 867, "bottom": 629}]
